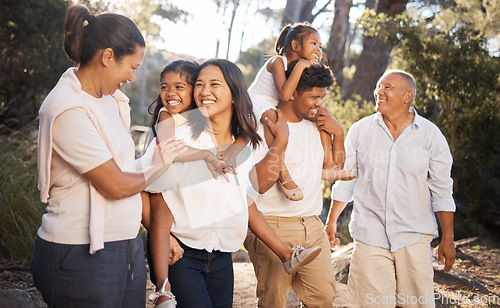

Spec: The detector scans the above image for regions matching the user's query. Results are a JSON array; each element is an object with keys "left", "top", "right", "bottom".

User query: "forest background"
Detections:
[{"left": 0, "top": 0, "right": 498, "bottom": 261}]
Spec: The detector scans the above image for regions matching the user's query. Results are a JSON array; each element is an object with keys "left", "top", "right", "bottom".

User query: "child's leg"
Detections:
[
  {"left": 149, "top": 193, "right": 175, "bottom": 305},
  {"left": 320, "top": 130, "right": 335, "bottom": 170},
  {"left": 140, "top": 191, "right": 151, "bottom": 231},
  {"left": 247, "top": 200, "right": 323, "bottom": 275},
  {"left": 320, "top": 130, "right": 356, "bottom": 181},
  {"left": 261, "top": 110, "right": 303, "bottom": 200},
  {"left": 248, "top": 202, "right": 291, "bottom": 263}
]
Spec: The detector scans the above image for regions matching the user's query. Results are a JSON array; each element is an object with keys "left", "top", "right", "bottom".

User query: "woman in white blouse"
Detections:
[{"left": 149, "top": 59, "right": 264, "bottom": 307}]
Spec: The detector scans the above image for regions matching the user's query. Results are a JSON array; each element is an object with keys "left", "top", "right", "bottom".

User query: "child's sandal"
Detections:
[
  {"left": 278, "top": 179, "right": 304, "bottom": 201},
  {"left": 150, "top": 277, "right": 176, "bottom": 308}
]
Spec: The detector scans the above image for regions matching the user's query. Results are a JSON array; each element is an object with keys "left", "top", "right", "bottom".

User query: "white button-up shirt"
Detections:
[
  {"left": 157, "top": 124, "right": 254, "bottom": 253},
  {"left": 332, "top": 109, "right": 455, "bottom": 251}
]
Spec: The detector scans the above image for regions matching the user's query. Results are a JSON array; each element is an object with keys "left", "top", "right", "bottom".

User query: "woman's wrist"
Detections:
[{"left": 202, "top": 150, "right": 214, "bottom": 161}]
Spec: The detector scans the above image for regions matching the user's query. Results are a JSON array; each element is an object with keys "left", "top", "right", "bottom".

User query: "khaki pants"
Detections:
[
  {"left": 244, "top": 215, "right": 336, "bottom": 308},
  {"left": 348, "top": 235, "right": 435, "bottom": 308}
]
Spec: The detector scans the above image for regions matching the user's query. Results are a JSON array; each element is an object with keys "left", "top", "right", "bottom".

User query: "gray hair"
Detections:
[{"left": 382, "top": 69, "right": 417, "bottom": 104}]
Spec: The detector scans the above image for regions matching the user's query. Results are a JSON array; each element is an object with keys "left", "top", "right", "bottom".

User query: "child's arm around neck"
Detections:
[
  {"left": 156, "top": 109, "right": 227, "bottom": 180},
  {"left": 156, "top": 109, "right": 176, "bottom": 144},
  {"left": 269, "top": 56, "right": 314, "bottom": 102}
]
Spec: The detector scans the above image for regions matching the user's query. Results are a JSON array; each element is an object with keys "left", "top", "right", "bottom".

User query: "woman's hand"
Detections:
[{"left": 153, "top": 137, "right": 187, "bottom": 168}]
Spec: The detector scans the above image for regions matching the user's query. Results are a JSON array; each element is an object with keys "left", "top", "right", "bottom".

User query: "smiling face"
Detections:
[
  {"left": 103, "top": 46, "right": 145, "bottom": 95},
  {"left": 297, "top": 31, "right": 322, "bottom": 62},
  {"left": 160, "top": 71, "right": 193, "bottom": 114},
  {"left": 193, "top": 64, "right": 233, "bottom": 120},
  {"left": 374, "top": 73, "right": 412, "bottom": 115},
  {"left": 292, "top": 86, "right": 327, "bottom": 121}
]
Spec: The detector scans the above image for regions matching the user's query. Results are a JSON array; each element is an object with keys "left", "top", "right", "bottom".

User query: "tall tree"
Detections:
[
  {"left": 359, "top": 0, "right": 500, "bottom": 234},
  {"left": 236, "top": 1, "right": 274, "bottom": 61},
  {"left": 114, "top": 0, "right": 187, "bottom": 116},
  {"left": 213, "top": 0, "right": 243, "bottom": 59},
  {"left": 324, "top": 0, "right": 352, "bottom": 86},
  {"left": 344, "top": 0, "right": 409, "bottom": 102},
  {"left": 224, "top": 0, "right": 240, "bottom": 59},
  {"left": 282, "top": 0, "right": 331, "bottom": 25}
]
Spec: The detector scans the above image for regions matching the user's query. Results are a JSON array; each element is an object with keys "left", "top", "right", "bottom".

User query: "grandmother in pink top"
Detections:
[{"left": 31, "top": 4, "right": 186, "bottom": 307}]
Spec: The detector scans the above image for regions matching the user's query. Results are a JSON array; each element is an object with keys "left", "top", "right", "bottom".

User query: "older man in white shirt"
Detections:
[{"left": 326, "top": 69, "right": 456, "bottom": 308}]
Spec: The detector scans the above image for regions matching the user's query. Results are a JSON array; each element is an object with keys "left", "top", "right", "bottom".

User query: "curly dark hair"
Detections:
[{"left": 285, "top": 60, "right": 335, "bottom": 93}]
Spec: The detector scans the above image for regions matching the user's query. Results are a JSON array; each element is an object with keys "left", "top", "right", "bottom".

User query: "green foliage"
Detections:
[
  {"left": 323, "top": 84, "right": 375, "bottom": 135},
  {"left": 0, "top": 122, "right": 45, "bottom": 260},
  {"left": 357, "top": 3, "right": 500, "bottom": 233},
  {"left": 436, "top": 0, "right": 500, "bottom": 39},
  {"left": 238, "top": 37, "right": 276, "bottom": 87},
  {"left": 115, "top": 0, "right": 188, "bottom": 43},
  {"left": 320, "top": 84, "right": 374, "bottom": 236},
  {"left": 0, "top": 0, "right": 72, "bottom": 130}
]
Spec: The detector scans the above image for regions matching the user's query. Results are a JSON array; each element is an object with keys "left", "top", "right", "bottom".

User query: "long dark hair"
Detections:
[
  {"left": 190, "top": 59, "right": 261, "bottom": 149},
  {"left": 147, "top": 60, "right": 199, "bottom": 138},
  {"left": 274, "top": 22, "right": 318, "bottom": 57},
  {"left": 63, "top": 4, "right": 145, "bottom": 66}
]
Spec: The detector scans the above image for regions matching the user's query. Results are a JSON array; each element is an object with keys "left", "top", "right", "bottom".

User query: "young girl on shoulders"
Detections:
[
  {"left": 142, "top": 60, "right": 321, "bottom": 307},
  {"left": 248, "top": 22, "right": 355, "bottom": 201}
]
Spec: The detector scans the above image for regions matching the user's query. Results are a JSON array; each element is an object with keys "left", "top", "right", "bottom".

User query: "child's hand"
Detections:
[
  {"left": 169, "top": 234, "right": 184, "bottom": 265},
  {"left": 205, "top": 152, "right": 230, "bottom": 182},
  {"left": 316, "top": 107, "right": 343, "bottom": 136},
  {"left": 297, "top": 58, "right": 318, "bottom": 68},
  {"left": 219, "top": 147, "right": 241, "bottom": 175}
]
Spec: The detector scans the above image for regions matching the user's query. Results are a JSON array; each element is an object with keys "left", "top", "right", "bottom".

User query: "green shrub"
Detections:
[{"left": 0, "top": 122, "right": 44, "bottom": 260}]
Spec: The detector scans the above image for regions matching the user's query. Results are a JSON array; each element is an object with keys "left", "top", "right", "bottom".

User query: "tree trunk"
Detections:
[
  {"left": 282, "top": 0, "right": 318, "bottom": 25},
  {"left": 365, "top": 0, "right": 376, "bottom": 9},
  {"left": 325, "top": 0, "right": 352, "bottom": 86},
  {"left": 225, "top": 0, "right": 240, "bottom": 59},
  {"left": 345, "top": 0, "right": 408, "bottom": 102},
  {"left": 237, "top": 4, "right": 251, "bottom": 61}
]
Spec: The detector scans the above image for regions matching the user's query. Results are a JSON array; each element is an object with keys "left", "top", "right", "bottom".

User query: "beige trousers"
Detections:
[
  {"left": 348, "top": 235, "right": 435, "bottom": 308},
  {"left": 244, "top": 215, "right": 336, "bottom": 308}
]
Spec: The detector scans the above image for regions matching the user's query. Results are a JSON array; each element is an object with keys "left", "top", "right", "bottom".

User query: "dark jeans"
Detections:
[
  {"left": 31, "top": 234, "right": 146, "bottom": 308},
  {"left": 168, "top": 240, "right": 234, "bottom": 308}
]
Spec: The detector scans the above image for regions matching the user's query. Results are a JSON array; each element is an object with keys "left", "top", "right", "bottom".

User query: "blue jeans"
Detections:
[
  {"left": 145, "top": 232, "right": 157, "bottom": 286},
  {"left": 31, "top": 234, "right": 146, "bottom": 308},
  {"left": 169, "top": 240, "right": 234, "bottom": 308}
]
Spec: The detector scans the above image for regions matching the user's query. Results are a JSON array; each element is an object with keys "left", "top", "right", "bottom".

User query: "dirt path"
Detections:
[
  {"left": 1, "top": 240, "right": 499, "bottom": 307},
  {"left": 145, "top": 258, "right": 350, "bottom": 308}
]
